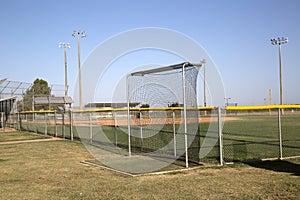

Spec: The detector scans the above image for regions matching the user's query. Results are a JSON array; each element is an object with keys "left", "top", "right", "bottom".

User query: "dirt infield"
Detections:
[
  {"left": 0, "top": 127, "right": 16, "bottom": 133},
  {"left": 71, "top": 116, "right": 239, "bottom": 126},
  {"left": 21, "top": 116, "right": 239, "bottom": 127},
  {"left": 0, "top": 137, "right": 63, "bottom": 145}
]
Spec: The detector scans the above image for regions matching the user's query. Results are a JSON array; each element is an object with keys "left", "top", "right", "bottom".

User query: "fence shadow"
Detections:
[{"left": 244, "top": 160, "right": 300, "bottom": 176}]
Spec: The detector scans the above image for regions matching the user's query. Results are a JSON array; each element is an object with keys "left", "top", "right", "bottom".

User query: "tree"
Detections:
[
  {"left": 140, "top": 104, "right": 150, "bottom": 108},
  {"left": 168, "top": 102, "right": 179, "bottom": 107},
  {"left": 17, "top": 78, "right": 51, "bottom": 111}
]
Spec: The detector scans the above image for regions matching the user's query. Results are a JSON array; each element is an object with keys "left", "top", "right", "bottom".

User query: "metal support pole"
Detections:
[
  {"left": 202, "top": 59, "right": 207, "bottom": 107},
  {"left": 182, "top": 63, "right": 189, "bottom": 168},
  {"left": 278, "top": 108, "right": 283, "bottom": 160},
  {"left": 70, "top": 110, "right": 73, "bottom": 141},
  {"left": 113, "top": 111, "right": 117, "bottom": 147},
  {"left": 271, "top": 37, "right": 288, "bottom": 105},
  {"left": 127, "top": 75, "right": 132, "bottom": 156},
  {"left": 17, "top": 112, "right": 20, "bottom": 130},
  {"left": 35, "top": 113, "right": 37, "bottom": 134},
  {"left": 72, "top": 30, "right": 85, "bottom": 110},
  {"left": 54, "top": 110, "right": 57, "bottom": 137},
  {"left": 218, "top": 107, "right": 224, "bottom": 165},
  {"left": 44, "top": 112, "right": 47, "bottom": 135},
  {"left": 89, "top": 112, "right": 93, "bottom": 144},
  {"left": 278, "top": 45, "right": 283, "bottom": 105},
  {"left": 26, "top": 113, "right": 28, "bottom": 131},
  {"left": 64, "top": 46, "right": 69, "bottom": 97},
  {"left": 172, "top": 110, "right": 177, "bottom": 157},
  {"left": 1, "top": 112, "right": 4, "bottom": 131},
  {"left": 77, "top": 36, "right": 83, "bottom": 110},
  {"left": 139, "top": 110, "right": 143, "bottom": 151},
  {"left": 62, "top": 112, "right": 65, "bottom": 138}
]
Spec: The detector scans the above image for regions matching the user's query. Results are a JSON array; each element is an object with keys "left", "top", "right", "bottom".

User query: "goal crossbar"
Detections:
[{"left": 130, "top": 62, "right": 202, "bottom": 76}]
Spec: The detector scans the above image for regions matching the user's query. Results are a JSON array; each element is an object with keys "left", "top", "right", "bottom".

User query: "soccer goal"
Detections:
[{"left": 126, "top": 62, "right": 202, "bottom": 167}]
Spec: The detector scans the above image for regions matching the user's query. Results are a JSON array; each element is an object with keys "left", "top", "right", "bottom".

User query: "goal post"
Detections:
[{"left": 126, "top": 62, "right": 202, "bottom": 168}]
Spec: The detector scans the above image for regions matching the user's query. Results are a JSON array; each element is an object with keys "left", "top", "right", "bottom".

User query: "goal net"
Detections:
[{"left": 126, "top": 62, "right": 202, "bottom": 167}]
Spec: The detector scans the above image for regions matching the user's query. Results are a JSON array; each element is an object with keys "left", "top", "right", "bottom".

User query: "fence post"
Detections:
[
  {"left": 218, "top": 107, "right": 224, "bottom": 165},
  {"left": 62, "top": 112, "right": 65, "bottom": 138},
  {"left": 139, "top": 110, "right": 143, "bottom": 151},
  {"left": 44, "top": 112, "right": 47, "bottom": 135},
  {"left": 54, "top": 110, "right": 57, "bottom": 137},
  {"left": 70, "top": 110, "right": 73, "bottom": 141},
  {"left": 89, "top": 112, "right": 93, "bottom": 144},
  {"left": 35, "top": 113, "right": 38, "bottom": 134},
  {"left": 278, "top": 108, "right": 283, "bottom": 160},
  {"left": 1, "top": 112, "right": 4, "bottom": 131},
  {"left": 172, "top": 110, "right": 177, "bottom": 157},
  {"left": 26, "top": 113, "right": 28, "bottom": 131},
  {"left": 113, "top": 111, "right": 117, "bottom": 147},
  {"left": 17, "top": 112, "right": 21, "bottom": 130}
]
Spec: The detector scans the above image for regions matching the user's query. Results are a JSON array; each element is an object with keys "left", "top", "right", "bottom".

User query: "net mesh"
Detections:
[{"left": 127, "top": 64, "right": 201, "bottom": 163}]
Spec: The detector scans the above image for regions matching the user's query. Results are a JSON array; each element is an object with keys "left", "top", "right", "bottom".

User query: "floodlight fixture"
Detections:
[
  {"left": 270, "top": 37, "right": 288, "bottom": 46},
  {"left": 270, "top": 36, "right": 288, "bottom": 105},
  {"left": 72, "top": 30, "right": 86, "bottom": 38},
  {"left": 59, "top": 42, "right": 70, "bottom": 49},
  {"left": 224, "top": 97, "right": 231, "bottom": 106}
]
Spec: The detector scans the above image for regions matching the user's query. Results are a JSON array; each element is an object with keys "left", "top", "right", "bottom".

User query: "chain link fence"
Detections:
[
  {"left": 223, "top": 108, "right": 300, "bottom": 162},
  {"left": 5, "top": 106, "right": 300, "bottom": 167}
]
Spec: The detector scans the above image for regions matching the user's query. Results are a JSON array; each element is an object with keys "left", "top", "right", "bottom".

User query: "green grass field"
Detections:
[
  {"left": 19, "top": 113, "right": 300, "bottom": 167},
  {"left": 0, "top": 131, "right": 299, "bottom": 199},
  {"left": 222, "top": 114, "right": 300, "bottom": 161}
]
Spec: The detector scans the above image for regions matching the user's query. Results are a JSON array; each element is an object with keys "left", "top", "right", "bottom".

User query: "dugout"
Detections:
[{"left": 0, "top": 96, "right": 17, "bottom": 128}]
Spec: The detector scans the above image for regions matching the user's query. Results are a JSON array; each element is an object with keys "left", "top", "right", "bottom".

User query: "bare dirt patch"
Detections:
[
  {"left": 0, "top": 137, "right": 63, "bottom": 145},
  {"left": 0, "top": 127, "right": 16, "bottom": 133}
]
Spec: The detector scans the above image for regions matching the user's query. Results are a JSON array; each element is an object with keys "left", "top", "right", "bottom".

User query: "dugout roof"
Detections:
[{"left": 34, "top": 96, "right": 73, "bottom": 105}]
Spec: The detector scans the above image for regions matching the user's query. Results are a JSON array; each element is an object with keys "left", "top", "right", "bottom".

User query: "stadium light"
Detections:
[
  {"left": 59, "top": 42, "right": 70, "bottom": 97},
  {"left": 201, "top": 59, "right": 206, "bottom": 107},
  {"left": 270, "top": 36, "right": 288, "bottom": 105},
  {"left": 224, "top": 97, "right": 231, "bottom": 106},
  {"left": 72, "top": 30, "right": 86, "bottom": 110}
]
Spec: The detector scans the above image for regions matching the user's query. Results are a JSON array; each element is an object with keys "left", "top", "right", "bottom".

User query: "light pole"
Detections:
[
  {"left": 224, "top": 97, "right": 231, "bottom": 107},
  {"left": 270, "top": 37, "right": 288, "bottom": 105},
  {"left": 201, "top": 59, "right": 207, "bottom": 107},
  {"left": 72, "top": 30, "right": 86, "bottom": 110},
  {"left": 59, "top": 42, "right": 70, "bottom": 97}
]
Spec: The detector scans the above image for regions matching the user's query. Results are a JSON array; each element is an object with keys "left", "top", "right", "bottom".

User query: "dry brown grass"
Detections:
[{"left": 0, "top": 132, "right": 299, "bottom": 199}]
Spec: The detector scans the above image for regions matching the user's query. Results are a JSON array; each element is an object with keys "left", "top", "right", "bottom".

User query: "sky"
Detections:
[{"left": 0, "top": 0, "right": 300, "bottom": 106}]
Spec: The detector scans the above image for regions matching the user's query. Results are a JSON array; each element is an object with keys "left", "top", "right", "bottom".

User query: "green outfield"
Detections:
[
  {"left": 18, "top": 112, "right": 300, "bottom": 168},
  {"left": 222, "top": 113, "right": 300, "bottom": 161}
]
